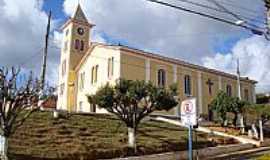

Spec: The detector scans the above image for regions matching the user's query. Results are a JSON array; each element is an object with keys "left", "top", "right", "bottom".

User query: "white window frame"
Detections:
[{"left": 184, "top": 75, "right": 192, "bottom": 96}]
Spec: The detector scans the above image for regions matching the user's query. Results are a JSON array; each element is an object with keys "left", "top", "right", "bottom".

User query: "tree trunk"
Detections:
[
  {"left": 53, "top": 110, "right": 59, "bottom": 118},
  {"left": 1, "top": 136, "right": 8, "bottom": 160},
  {"left": 128, "top": 127, "right": 136, "bottom": 150},
  {"left": 240, "top": 114, "right": 245, "bottom": 134},
  {"left": 252, "top": 123, "right": 259, "bottom": 139},
  {"left": 259, "top": 119, "right": 264, "bottom": 142}
]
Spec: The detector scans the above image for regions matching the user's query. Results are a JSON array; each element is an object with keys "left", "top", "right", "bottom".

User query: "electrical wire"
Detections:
[
  {"left": 145, "top": 0, "right": 267, "bottom": 37},
  {"left": 173, "top": 0, "right": 267, "bottom": 26}
]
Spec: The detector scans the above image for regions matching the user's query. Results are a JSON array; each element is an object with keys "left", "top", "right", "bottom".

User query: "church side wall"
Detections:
[
  {"left": 119, "top": 50, "right": 256, "bottom": 117},
  {"left": 75, "top": 46, "right": 121, "bottom": 113}
]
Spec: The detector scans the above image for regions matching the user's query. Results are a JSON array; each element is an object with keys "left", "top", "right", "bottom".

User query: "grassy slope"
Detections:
[{"left": 9, "top": 112, "right": 218, "bottom": 160}]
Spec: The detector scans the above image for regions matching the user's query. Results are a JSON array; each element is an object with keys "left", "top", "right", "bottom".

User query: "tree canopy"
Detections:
[
  {"left": 210, "top": 91, "right": 248, "bottom": 126},
  {"left": 88, "top": 79, "right": 178, "bottom": 128},
  {"left": 88, "top": 79, "right": 178, "bottom": 150}
]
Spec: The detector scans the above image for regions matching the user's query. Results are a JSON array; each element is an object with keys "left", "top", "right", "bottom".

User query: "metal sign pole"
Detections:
[{"left": 188, "top": 125, "right": 193, "bottom": 160}]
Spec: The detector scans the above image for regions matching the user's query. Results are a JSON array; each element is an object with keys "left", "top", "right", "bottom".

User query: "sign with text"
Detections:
[{"left": 181, "top": 98, "right": 197, "bottom": 127}]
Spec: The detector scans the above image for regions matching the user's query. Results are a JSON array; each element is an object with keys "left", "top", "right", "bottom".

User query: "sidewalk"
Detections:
[
  {"left": 150, "top": 116, "right": 261, "bottom": 146},
  {"left": 109, "top": 144, "right": 254, "bottom": 160}
]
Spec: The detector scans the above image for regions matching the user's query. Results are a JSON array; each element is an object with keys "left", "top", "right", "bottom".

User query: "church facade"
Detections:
[{"left": 57, "top": 5, "right": 257, "bottom": 117}]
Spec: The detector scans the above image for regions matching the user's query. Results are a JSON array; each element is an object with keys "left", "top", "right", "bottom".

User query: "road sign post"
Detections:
[
  {"left": 181, "top": 97, "right": 197, "bottom": 160},
  {"left": 188, "top": 125, "right": 193, "bottom": 160}
]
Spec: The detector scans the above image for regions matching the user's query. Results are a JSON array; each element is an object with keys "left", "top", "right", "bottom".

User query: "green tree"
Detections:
[
  {"left": 88, "top": 79, "right": 178, "bottom": 151},
  {"left": 245, "top": 104, "right": 270, "bottom": 125},
  {"left": 210, "top": 91, "right": 248, "bottom": 127},
  {"left": 228, "top": 97, "right": 248, "bottom": 127},
  {"left": 210, "top": 91, "right": 230, "bottom": 126}
]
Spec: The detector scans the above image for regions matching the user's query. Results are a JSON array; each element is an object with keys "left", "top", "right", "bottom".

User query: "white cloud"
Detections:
[
  {"left": 63, "top": 0, "right": 264, "bottom": 63},
  {"left": 62, "top": 0, "right": 268, "bottom": 92},
  {"left": 203, "top": 36, "right": 270, "bottom": 93},
  {"left": 0, "top": 0, "right": 267, "bottom": 91},
  {"left": 0, "top": 0, "right": 60, "bottom": 85}
]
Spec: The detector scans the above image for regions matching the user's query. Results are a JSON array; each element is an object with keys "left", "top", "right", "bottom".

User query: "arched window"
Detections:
[
  {"left": 158, "top": 69, "right": 166, "bottom": 87},
  {"left": 80, "top": 40, "right": 84, "bottom": 51},
  {"left": 75, "top": 39, "right": 80, "bottom": 50},
  {"left": 244, "top": 89, "right": 249, "bottom": 101},
  {"left": 184, "top": 75, "right": 191, "bottom": 95},
  {"left": 226, "top": 84, "right": 232, "bottom": 97}
]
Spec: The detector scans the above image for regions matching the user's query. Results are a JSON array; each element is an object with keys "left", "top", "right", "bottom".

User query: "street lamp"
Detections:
[{"left": 235, "top": 20, "right": 245, "bottom": 26}]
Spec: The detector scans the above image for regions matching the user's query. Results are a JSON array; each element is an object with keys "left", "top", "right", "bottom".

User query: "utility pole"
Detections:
[
  {"left": 39, "top": 10, "right": 51, "bottom": 108},
  {"left": 40, "top": 11, "right": 51, "bottom": 93},
  {"left": 237, "top": 58, "right": 241, "bottom": 100},
  {"left": 264, "top": 0, "right": 270, "bottom": 40},
  {"left": 237, "top": 59, "right": 245, "bottom": 134}
]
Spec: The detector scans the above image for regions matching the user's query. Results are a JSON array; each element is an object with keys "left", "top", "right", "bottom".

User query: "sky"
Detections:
[{"left": 0, "top": 0, "right": 270, "bottom": 93}]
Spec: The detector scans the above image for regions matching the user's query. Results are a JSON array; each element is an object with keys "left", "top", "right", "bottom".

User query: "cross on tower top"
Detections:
[{"left": 206, "top": 79, "right": 214, "bottom": 95}]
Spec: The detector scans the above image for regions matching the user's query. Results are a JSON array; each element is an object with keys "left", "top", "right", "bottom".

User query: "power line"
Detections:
[
  {"left": 145, "top": 0, "right": 266, "bottom": 37},
  {"left": 214, "top": 0, "right": 263, "bottom": 15},
  {"left": 173, "top": 0, "right": 267, "bottom": 26},
  {"left": 206, "top": 0, "right": 266, "bottom": 29}
]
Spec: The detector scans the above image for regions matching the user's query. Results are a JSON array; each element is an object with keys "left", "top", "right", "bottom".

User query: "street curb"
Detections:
[
  {"left": 108, "top": 144, "right": 254, "bottom": 160},
  {"left": 209, "top": 146, "right": 270, "bottom": 159}
]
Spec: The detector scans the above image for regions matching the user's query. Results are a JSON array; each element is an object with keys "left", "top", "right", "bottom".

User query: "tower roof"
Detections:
[{"left": 72, "top": 4, "right": 88, "bottom": 23}]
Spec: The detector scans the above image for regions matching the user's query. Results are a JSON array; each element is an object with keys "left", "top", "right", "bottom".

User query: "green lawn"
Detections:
[{"left": 8, "top": 111, "right": 231, "bottom": 160}]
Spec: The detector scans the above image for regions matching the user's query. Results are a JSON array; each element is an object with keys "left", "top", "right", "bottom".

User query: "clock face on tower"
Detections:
[{"left": 77, "top": 27, "right": 84, "bottom": 35}]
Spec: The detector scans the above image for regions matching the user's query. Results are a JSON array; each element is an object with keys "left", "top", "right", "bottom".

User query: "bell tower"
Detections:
[{"left": 57, "top": 4, "right": 94, "bottom": 112}]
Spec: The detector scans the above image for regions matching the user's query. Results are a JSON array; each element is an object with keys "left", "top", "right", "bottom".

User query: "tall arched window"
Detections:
[
  {"left": 158, "top": 69, "right": 166, "bottom": 87},
  {"left": 75, "top": 39, "right": 80, "bottom": 50},
  {"left": 184, "top": 75, "right": 191, "bottom": 95},
  {"left": 244, "top": 89, "right": 249, "bottom": 101},
  {"left": 80, "top": 40, "right": 84, "bottom": 51},
  {"left": 226, "top": 84, "right": 232, "bottom": 97}
]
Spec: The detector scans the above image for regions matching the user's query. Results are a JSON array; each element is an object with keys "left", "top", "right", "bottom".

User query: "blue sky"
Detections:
[{"left": 42, "top": 0, "right": 66, "bottom": 20}]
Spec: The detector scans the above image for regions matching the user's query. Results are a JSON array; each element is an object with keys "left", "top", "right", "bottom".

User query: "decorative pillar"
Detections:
[
  {"left": 197, "top": 71, "right": 203, "bottom": 115},
  {"left": 218, "top": 76, "right": 222, "bottom": 90},
  {"left": 145, "top": 59, "right": 150, "bottom": 82},
  {"left": 173, "top": 65, "right": 180, "bottom": 117},
  {"left": 173, "top": 65, "right": 177, "bottom": 83},
  {"left": 252, "top": 84, "right": 256, "bottom": 103}
]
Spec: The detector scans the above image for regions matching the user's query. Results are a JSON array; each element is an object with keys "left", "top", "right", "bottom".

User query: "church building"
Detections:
[{"left": 57, "top": 4, "right": 257, "bottom": 117}]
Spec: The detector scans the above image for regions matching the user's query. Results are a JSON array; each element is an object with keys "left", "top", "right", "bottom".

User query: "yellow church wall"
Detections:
[
  {"left": 200, "top": 72, "right": 220, "bottom": 114},
  {"left": 120, "top": 52, "right": 146, "bottom": 81},
  {"left": 76, "top": 46, "right": 121, "bottom": 113},
  {"left": 57, "top": 17, "right": 91, "bottom": 111},
  {"left": 67, "top": 71, "right": 76, "bottom": 112},
  {"left": 149, "top": 59, "right": 175, "bottom": 115},
  {"left": 222, "top": 77, "right": 238, "bottom": 97},
  {"left": 149, "top": 60, "right": 174, "bottom": 87},
  {"left": 178, "top": 66, "right": 198, "bottom": 98}
]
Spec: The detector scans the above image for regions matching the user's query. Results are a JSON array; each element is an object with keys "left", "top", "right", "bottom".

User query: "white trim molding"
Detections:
[
  {"left": 145, "top": 58, "right": 150, "bottom": 82},
  {"left": 197, "top": 71, "right": 203, "bottom": 114},
  {"left": 218, "top": 76, "right": 222, "bottom": 90},
  {"left": 173, "top": 65, "right": 177, "bottom": 83}
]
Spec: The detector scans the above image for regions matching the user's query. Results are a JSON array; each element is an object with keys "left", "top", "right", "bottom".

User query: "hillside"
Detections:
[{"left": 8, "top": 111, "right": 228, "bottom": 160}]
